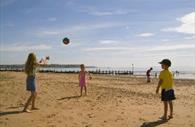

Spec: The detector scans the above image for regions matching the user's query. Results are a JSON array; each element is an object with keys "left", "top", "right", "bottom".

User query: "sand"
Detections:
[{"left": 0, "top": 72, "right": 195, "bottom": 127}]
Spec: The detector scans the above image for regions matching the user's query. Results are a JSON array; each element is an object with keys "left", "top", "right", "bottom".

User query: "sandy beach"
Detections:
[{"left": 0, "top": 72, "right": 195, "bottom": 127}]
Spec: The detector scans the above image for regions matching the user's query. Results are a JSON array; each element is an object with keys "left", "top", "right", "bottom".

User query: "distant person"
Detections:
[
  {"left": 23, "top": 53, "right": 48, "bottom": 112},
  {"left": 78, "top": 64, "right": 92, "bottom": 96},
  {"left": 175, "top": 71, "right": 179, "bottom": 76},
  {"left": 146, "top": 67, "right": 153, "bottom": 83},
  {"left": 173, "top": 72, "right": 175, "bottom": 78},
  {"left": 155, "top": 72, "right": 158, "bottom": 78},
  {"left": 156, "top": 59, "right": 176, "bottom": 120}
]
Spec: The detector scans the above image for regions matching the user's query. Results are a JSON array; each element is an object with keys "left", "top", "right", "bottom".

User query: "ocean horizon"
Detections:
[{"left": 0, "top": 64, "right": 194, "bottom": 80}]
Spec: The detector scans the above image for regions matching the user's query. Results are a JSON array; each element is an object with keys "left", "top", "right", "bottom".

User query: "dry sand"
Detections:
[{"left": 0, "top": 72, "right": 195, "bottom": 127}]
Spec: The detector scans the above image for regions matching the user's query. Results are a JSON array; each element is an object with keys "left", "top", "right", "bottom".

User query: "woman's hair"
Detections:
[{"left": 25, "top": 53, "right": 37, "bottom": 75}]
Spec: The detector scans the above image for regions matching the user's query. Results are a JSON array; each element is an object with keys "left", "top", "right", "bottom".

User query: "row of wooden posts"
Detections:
[{"left": 0, "top": 67, "right": 134, "bottom": 75}]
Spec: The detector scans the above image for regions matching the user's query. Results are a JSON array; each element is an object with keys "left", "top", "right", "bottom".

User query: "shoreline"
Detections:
[{"left": 0, "top": 70, "right": 194, "bottom": 80}]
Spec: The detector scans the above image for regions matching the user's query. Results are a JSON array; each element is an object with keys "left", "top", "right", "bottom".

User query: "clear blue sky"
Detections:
[{"left": 0, "top": 0, "right": 194, "bottom": 71}]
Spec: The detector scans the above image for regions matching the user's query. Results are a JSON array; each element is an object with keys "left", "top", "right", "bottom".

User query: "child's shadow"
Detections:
[
  {"left": 0, "top": 111, "right": 23, "bottom": 117},
  {"left": 140, "top": 119, "right": 168, "bottom": 127},
  {"left": 57, "top": 95, "right": 81, "bottom": 100}
]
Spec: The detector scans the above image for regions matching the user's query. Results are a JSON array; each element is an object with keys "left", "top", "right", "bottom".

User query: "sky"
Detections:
[{"left": 0, "top": 0, "right": 195, "bottom": 71}]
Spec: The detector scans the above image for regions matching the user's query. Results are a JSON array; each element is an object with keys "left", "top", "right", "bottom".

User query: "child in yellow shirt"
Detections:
[{"left": 156, "top": 59, "right": 176, "bottom": 120}]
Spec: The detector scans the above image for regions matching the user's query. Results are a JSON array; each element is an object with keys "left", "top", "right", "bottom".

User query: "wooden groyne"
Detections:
[
  {"left": 0, "top": 68, "right": 134, "bottom": 75},
  {"left": 38, "top": 70, "right": 134, "bottom": 75},
  {"left": 0, "top": 65, "right": 134, "bottom": 75}
]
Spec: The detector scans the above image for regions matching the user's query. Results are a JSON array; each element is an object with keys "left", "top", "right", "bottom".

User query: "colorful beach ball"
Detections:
[
  {"left": 63, "top": 37, "right": 70, "bottom": 45},
  {"left": 46, "top": 56, "right": 50, "bottom": 60}
]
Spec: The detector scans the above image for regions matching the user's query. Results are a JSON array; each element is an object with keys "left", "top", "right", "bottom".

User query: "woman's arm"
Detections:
[
  {"left": 36, "top": 57, "right": 49, "bottom": 66},
  {"left": 34, "top": 62, "right": 44, "bottom": 67}
]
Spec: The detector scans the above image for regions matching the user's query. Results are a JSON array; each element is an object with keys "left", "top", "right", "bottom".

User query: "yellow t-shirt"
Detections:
[{"left": 159, "top": 69, "right": 174, "bottom": 89}]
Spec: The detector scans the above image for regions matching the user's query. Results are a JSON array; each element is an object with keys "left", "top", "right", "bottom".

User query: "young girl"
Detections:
[
  {"left": 23, "top": 53, "right": 47, "bottom": 112},
  {"left": 78, "top": 64, "right": 92, "bottom": 96}
]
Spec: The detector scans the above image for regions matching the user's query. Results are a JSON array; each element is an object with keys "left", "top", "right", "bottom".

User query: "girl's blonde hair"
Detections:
[
  {"left": 80, "top": 64, "right": 85, "bottom": 70},
  {"left": 25, "top": 53, "right": 37, "bottom": 75}
]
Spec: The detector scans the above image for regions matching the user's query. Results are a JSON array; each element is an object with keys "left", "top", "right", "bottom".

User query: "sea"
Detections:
[
  {"left": 38, "top": 67, "right": 195, "bottom": 80},
  {"left": 0, "top": 65, "right": 194, "bottom": 80}
]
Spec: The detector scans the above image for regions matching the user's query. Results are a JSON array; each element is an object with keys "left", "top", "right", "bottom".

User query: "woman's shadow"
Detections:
[
  {"left": 0, "top": 105, "right": 24, "bottom": 117},
  {"left": 0, "top": 111, "right": 23, "bottom": 117},
  {"left": 57, "top": 95, "right": 81, "bottom": 101},
  {"left": 140, "top": 119, "right": 168, "bottom": 127}
]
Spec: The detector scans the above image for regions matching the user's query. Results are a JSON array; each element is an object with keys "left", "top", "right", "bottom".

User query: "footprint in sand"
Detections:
[
  {"left": 118, "top": 100, "right": 123, "bottom": 103},
  {"left": 121, "top": 112, "right": 124, "bottom": 114},
  {"left": 69, "top": 116, "right": 74, "bottom": 120},
  {"left": 57, "top": 102, "right": 63, "bottom": 105},
  {"left": 96, "top": 107, "right": 102, "bottom": 111},
  {"left": 139, "top": 117, "right": 146, "bottom": 121},
  {"left": 85, "top": 99, "right": 92, "bottom": 103},
  {"left": 47, "top": 121, "right": 51, "bottom": 124},
  {"left": 90, "top": 104, "right": 96, "bottom": 107},
  {"left": 96, "top": 96, "right": 101, "bottom": 100},
  {"left": 87, "top": 113, "right": 94, "bottom": 118},
  {"left": 73, "top": 123, "right": 78, "bottom": 126},
  {"left": 46, "top": 104, "right": 51, "bottom": 107},
  {"left": 68, "top": 107, "right": 73, "bottom": 110},
  {"left": 47, "top": 125, "right": 56, "bottom": 127},
  {"left": 47, "top": 113, "right": 56, "bottom": 118},
  {"left": 116, "top": 115, "right": 124, "bottom": 121},
  {"left": 85, "top": 124, "right": 92, "bottom": 127},
  {"left": 101, "top": 124, "right": 105, "bottom": 127}
]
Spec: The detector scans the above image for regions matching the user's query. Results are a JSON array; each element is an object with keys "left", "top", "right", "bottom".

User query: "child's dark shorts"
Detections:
[
  {"left": 26, "top": 76, "right": 36, "bottom": 92},
  {"left": 161, "top": 89, "right": 176, "bottom": 101}
]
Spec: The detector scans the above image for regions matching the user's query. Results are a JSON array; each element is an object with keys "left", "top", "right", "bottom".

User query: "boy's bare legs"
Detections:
[
  {"left": 23, "top": 92, "right": 34, "bottom": 112},
  {"left": 162, "top": 101, "right": 168, "bottom": 119},
  {"left": 31, "top": 92, "right": 39, "bottom": 110},
  {"left": 84, "top": 86, "right": 87, "bottom": 96},
  {"left": 169, "top": 101, "right": 173, "bottom": 119}
]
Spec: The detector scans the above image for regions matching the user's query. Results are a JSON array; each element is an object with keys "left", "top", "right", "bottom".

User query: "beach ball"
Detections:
[
  {"left": 63, "top": 37, "right": 70, "bottom": 45},
  {"left": 46, "top": 56, "right": 50, "bottom": 60}
]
